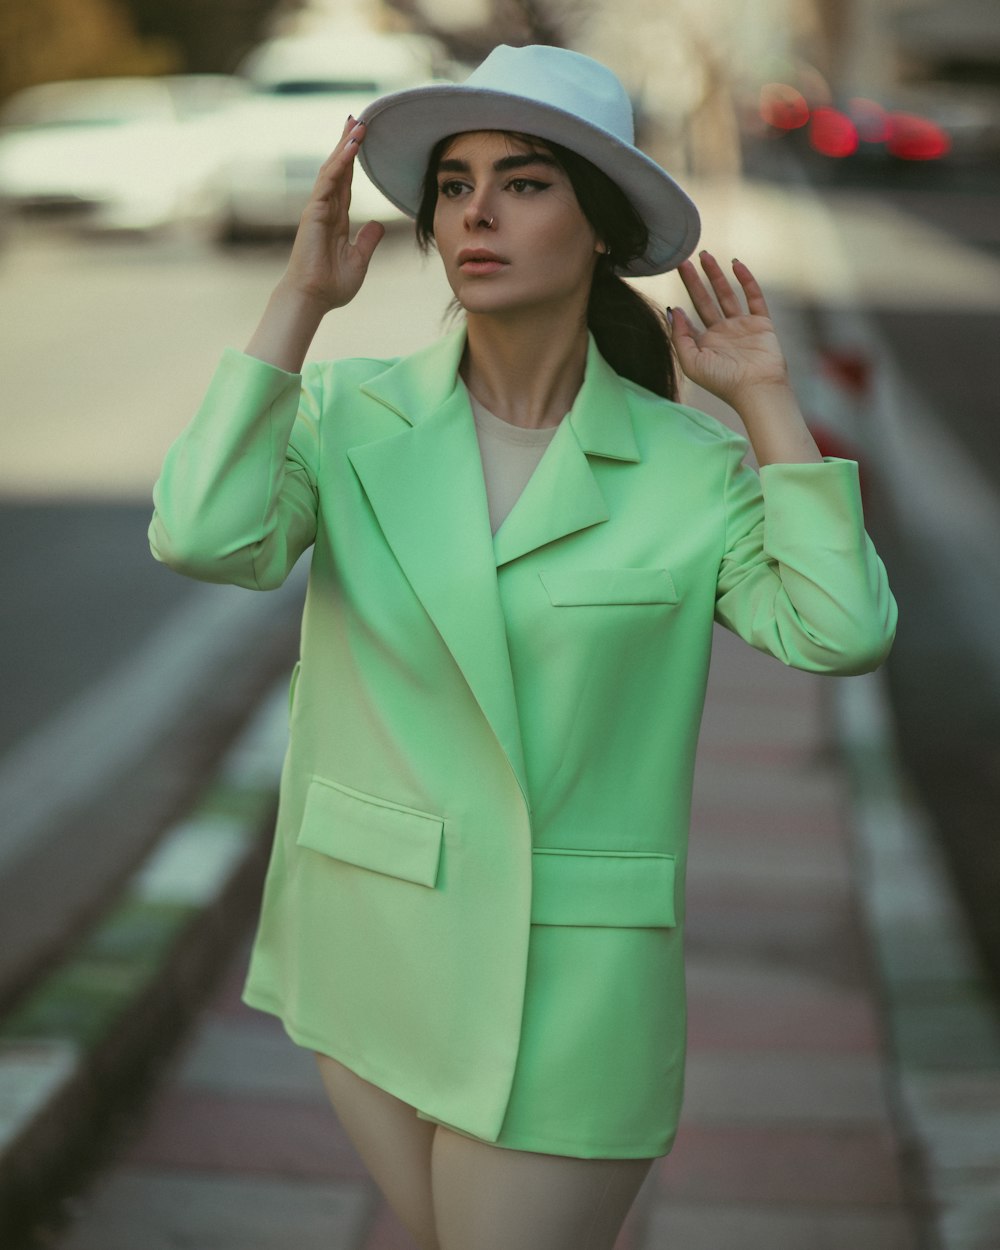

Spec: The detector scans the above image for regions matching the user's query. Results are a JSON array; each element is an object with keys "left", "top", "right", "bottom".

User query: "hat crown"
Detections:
[{"left": 464, "top": 45, "right": 635, "bottom": 146}]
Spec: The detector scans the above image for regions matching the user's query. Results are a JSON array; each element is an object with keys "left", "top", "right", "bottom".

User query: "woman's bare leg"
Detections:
[
  {"left": 431, "top": 1125, "right": 654, "bottom": 1250},
  {"left": 315, "top": 1053, "right": 439, "bottom": 1250}
]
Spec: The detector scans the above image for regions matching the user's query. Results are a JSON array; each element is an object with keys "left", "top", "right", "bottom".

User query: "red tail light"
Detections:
[
  {"left": 760, "top": 83, "right": 810, "bottom": 131},
  {"left": 887, "top": 112, "right": 951, "bottom": 160},
  {"left": 809, "top": 108, "right": 859, "bottom": 158}
]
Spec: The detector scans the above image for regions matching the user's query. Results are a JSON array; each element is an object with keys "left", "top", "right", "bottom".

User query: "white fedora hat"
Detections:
[{"left": 357, "top": 43, "right": 700, "bottom": 276}]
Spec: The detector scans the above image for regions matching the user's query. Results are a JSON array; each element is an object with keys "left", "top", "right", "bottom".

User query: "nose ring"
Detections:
[{"left": 485, "top": 216, "right": 495, "bottom": 229}]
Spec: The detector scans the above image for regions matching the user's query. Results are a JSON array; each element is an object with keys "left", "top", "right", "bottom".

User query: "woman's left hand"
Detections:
[{"left": 670, "top": 252, "right": 791, "bottom": 410}]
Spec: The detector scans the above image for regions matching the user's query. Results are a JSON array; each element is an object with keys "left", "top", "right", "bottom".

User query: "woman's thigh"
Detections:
[
  {"left": 431, "top": 1125, "right": 654, "bottom": 1250},
  {"left": 314, "top": 1054, "right": 439, "bottom": 1250}
]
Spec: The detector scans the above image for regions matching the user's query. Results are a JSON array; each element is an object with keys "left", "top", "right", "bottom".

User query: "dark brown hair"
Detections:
[{"left": 415, "top": 132, "right": 679, "bottom": 401}]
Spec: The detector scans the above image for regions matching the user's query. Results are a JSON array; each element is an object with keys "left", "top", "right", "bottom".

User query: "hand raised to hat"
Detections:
[
  {"left": 282, "top": 116, "right": 385, "bottom": 311},
  {"left": 670, "top": 252, "right": 822, "bottom": 466},
  {"left": 245, "top": 117, "right": 385, "bottom": 372}
]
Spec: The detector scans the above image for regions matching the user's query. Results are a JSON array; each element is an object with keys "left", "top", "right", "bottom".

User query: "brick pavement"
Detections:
[
  {"left": 46, "top": 626, "right": 923, "bottom": 1250},
  {"left": 646, "top": 628, "right": 918, "bottom": 1249}
]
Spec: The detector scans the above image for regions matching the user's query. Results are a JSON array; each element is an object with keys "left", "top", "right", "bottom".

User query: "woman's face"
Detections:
[{"left": 431, "top": 131, "right": 603, "bottom": 319}]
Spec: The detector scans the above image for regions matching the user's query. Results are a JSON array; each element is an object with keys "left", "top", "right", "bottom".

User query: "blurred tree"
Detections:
[
  {"left": 120, "top": 0, "right": 307, "bottom": 74},
  {"left": 0, "top": 0, "right": 307, "bottom": 104},
  {"left": 810, "top": 0, "right": 852, "bottom": 87},
  {"left": 379, "top": 0, "right": 591, "bottom": 67},
  {"left": 0, "top": 0, "right": 176, "bottom": 103}
]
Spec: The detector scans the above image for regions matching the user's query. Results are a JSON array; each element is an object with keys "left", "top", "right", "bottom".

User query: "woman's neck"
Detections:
[{"left": 460, "top": 309, "right": 590, "bottom": 429}]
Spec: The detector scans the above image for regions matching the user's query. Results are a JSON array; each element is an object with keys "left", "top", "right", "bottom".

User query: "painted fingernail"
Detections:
[{"left": 665, "top": 306, "right": 673, "bottom": 325}]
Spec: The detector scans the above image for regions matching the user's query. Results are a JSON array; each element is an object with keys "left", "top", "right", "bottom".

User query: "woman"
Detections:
[{"left": 150, "top": 43, "right": 896, "bottom": 1250}]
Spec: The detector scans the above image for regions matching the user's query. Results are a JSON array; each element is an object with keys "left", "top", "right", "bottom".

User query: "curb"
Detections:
[
  {"left": 834, "top": 670, "right": 1000, "bottom": 1250},
  {"left": 0, "top": 679, "right": 290, "bottom": 1244}
]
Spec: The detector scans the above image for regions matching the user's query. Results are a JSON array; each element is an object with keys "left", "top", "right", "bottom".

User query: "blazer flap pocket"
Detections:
[
  {"left": 531, "top": 848, "right": 677, "bottom": 927},
  {"left": 539, "top": 567, "right": 678, "bottom": 606},
  {"left": 297, "top": 776, "right": 443, "bottom": 888}
]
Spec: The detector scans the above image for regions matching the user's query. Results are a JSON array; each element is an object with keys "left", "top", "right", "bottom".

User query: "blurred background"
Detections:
[{"left": 0, "top": 0, "right": 998, "bottom": 1241}]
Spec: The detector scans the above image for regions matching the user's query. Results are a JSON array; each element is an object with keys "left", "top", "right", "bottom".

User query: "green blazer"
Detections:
[{"left": 149, "top": 326, "right": 896, "bottom": 1157}]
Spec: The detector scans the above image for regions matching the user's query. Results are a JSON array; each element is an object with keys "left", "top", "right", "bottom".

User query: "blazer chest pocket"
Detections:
[
  {"left": 531, "top": 847, "right": 677, "bottom": 928},
  {"left": 539, "top": 567, "right": 678, "bottom": 606},
  {"left": 297, "top": 775, "right": 444, "bottom": 888}
]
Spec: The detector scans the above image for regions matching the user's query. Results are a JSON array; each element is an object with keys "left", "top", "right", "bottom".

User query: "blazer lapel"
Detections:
[
  {"left": 348, "top": 329, "right": 528, "bottom": 800},
  {"left": 492, "top": 335, "right": 641, "bottom": 568},
  {"left": 491, "top": 419, "right": 608, "bottom": 567}
]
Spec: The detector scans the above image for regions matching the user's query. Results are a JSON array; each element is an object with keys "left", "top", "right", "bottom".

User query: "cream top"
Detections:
[{"left": 465, "top": 385, "right": 561, "bottom": 534}]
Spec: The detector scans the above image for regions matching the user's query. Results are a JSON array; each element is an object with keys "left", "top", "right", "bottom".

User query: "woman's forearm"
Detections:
[
  {"left": 244, "top": 280, "right": 331, "bottom": 374},
  {"left": 732, "top": 381, "right": 824, "bottom": 468}
]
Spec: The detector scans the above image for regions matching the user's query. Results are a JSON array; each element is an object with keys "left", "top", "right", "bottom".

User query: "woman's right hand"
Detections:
[
  {"left": 279, "top": 115, "right": 386, "bottom": 313},
  {"left": 245, "top": 117, "right": 386, "bottom": 371}
]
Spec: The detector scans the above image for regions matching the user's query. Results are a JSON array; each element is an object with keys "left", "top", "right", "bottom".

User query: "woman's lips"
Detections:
[
  {"left": 457, "top": 249, "right": 508, "bottom": 276},
  {"left": 459, "top": 259, "right": 508, "bottom": 275}
]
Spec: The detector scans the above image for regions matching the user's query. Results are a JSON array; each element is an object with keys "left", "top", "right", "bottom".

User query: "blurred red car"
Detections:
[{"left": 745, "top": 75, "right": 1000, "bottom": 175}]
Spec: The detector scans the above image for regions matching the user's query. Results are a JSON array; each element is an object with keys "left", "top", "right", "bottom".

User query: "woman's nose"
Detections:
[{"left": 463, "top": 190, "right": 495, "bottom": 231}]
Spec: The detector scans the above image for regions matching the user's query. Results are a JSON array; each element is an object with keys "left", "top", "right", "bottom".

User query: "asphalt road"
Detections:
[
  {"left": 858, "top": 185, "right": 1000, "bottom": 995},
  {"left": 0, "top": 502, "right": 195, "bottom": 755}
]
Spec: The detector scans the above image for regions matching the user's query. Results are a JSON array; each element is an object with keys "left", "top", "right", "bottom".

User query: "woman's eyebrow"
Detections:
[{"left": 436, "top": 153, "right": 559, "bottom": 175}]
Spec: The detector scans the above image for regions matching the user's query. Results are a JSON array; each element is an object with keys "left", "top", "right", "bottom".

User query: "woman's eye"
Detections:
[{"left": 437, "top": 176, "right": 549, "bottom": 198}]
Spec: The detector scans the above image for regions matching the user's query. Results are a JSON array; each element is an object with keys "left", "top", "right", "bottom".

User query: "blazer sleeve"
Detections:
[
  {"left": 714, "top": 444, "right": 897, "bottom": 674},
  {"left": 148, "top": 348, "right": 320, "bottom": 590}
]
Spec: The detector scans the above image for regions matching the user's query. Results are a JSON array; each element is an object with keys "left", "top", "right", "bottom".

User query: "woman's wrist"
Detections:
[
  {"left": 244, "top": 282, "right": 330, "bottom": 374},
  {"left": 731, "top": 382, "right": 824, "bottom": 467}
]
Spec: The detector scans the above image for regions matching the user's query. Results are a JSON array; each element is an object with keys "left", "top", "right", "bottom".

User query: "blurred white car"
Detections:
[
  {"left": 212, "top": 32, "right": 443, "bottom": 241},
  {"left": 0, "top": 75, "right": 251, "bottom": 233}
]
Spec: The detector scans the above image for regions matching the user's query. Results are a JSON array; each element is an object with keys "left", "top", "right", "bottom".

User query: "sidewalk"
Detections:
[{"left": 34, "top": 632, "right": 926, "bottom": 1250}]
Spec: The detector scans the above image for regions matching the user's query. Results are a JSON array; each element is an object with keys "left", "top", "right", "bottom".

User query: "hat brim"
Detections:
[{"left": 357, "top": 84, "right": 700, "bottom": 277}]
